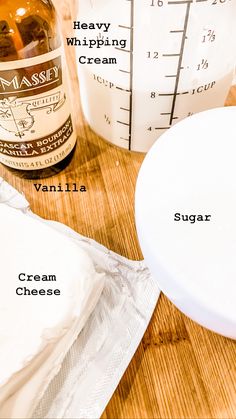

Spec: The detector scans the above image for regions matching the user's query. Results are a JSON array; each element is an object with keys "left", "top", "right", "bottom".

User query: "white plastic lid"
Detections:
[{"left": 135, "top": 107, "right": 236, "bottom": 339}]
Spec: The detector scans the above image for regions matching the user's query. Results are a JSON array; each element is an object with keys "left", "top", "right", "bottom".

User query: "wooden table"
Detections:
[{"left": 1, "top": 2, "right": 236, "bottom": 418}]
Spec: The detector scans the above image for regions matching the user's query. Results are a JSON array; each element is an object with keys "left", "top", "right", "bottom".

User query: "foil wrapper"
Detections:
[{"left": 0, "top": 178, "right": 160, "bottom": 419}]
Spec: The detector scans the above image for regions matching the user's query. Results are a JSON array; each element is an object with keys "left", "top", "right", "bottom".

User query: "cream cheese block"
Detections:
[{"left": 0, "top": 204, "right": 105, "bottom": 418}]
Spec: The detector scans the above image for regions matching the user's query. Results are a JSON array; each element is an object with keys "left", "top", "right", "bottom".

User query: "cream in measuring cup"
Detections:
[{"left": 75, "top": 0, "right": 236, "bottom": 152}]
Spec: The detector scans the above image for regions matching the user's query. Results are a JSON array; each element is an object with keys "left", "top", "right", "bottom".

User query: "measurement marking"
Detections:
[
  {"left": 120, "top": 107, "right": 130, "bottom": 111},
  {"left": 115, "top": 47, "right": 131, "bottom": 53},
  {"left": 169, "top": 1, "right": 191, "bottom": 125},
  {"left": 159, "top": 93, "right": 175, "bottom": 96},
  {"left": 118, "top": 25, "right": 132, "bottom": 29},
  {"left": 155, "top": 127, "right": 170, "bottom": 130},
  {"left": 160, "top": 112, "right": 179, "bottom": 120},
  {"left": 117, "top": 120, "right": 129, "bottom": 126},
  {"left": 119, "top": 69, "right": 131, "bottom": 74},
  {"left": 159, "top": 91, "right": 189, "bottom": 96},
  {"left": 116, "top": 86, "right": 131, "bottom": 93},
  {"left": 170, "top": 30, "right": 184, "bottom": 33},
  {"left": 128, "top": 0, "right": 134, "bottom": 151},
  {"left": 163, "top": 53, "right": 180, "bottom": 57},
  {"left": 159, "top": 93, "right": 178, "bottom": 96},
  {"left": 165, "top": 74, "right": 178, "bottom": 78},
  {"left": 168, "top": 1, "right": 193, "bottom": 4},
  {"left": 120, "top": 137, "right": 130, "bottom": 141}
]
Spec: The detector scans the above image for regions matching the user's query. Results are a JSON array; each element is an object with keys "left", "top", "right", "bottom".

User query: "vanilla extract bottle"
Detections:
[{"left": 0, "top": 0, "right": 76, "bottom": 178}]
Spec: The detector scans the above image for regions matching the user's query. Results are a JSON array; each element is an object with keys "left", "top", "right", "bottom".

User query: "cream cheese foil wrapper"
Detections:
[{"left": 0, "top": 177, "right": 160, "bottom": 419}]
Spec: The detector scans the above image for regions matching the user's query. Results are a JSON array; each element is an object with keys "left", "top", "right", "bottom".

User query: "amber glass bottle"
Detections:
[{"left": 0, "top": 0, "right": 76, "bottom": 178}]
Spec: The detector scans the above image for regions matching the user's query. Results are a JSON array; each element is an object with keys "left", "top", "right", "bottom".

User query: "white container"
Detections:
[
  {"left": 135, "top": 107, "right": 236, "bottom": 339},
  {"left": 76, "top": 0, "right": 236, "bottom": 152}
]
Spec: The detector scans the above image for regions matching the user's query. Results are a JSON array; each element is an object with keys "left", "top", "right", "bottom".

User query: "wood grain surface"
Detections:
[{"left": 1, "top": 1, "right": 236, "bottom": 418}]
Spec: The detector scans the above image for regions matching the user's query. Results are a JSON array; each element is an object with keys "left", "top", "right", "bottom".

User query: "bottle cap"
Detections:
[{"left": 135, "top": 107, "right": 236, "bottom": 339}]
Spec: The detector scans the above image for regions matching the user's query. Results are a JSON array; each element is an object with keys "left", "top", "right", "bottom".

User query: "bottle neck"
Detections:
[{"left": 0, "top": 0, "right": 60, "bottom": 62}]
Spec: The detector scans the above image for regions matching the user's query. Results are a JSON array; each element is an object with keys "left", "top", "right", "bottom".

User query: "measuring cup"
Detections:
[{"left": 76, "top": 0, "right": 236, "bottom": 152}]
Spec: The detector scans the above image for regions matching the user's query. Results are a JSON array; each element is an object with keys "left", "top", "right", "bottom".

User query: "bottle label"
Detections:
[{"left": 0, "top": 48, "right": 76, "bottom": 170}]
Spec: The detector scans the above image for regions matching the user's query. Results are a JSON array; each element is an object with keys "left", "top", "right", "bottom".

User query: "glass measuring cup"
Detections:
[{"left": 76, "top": 0, "right": 236, "bottom": 152}]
